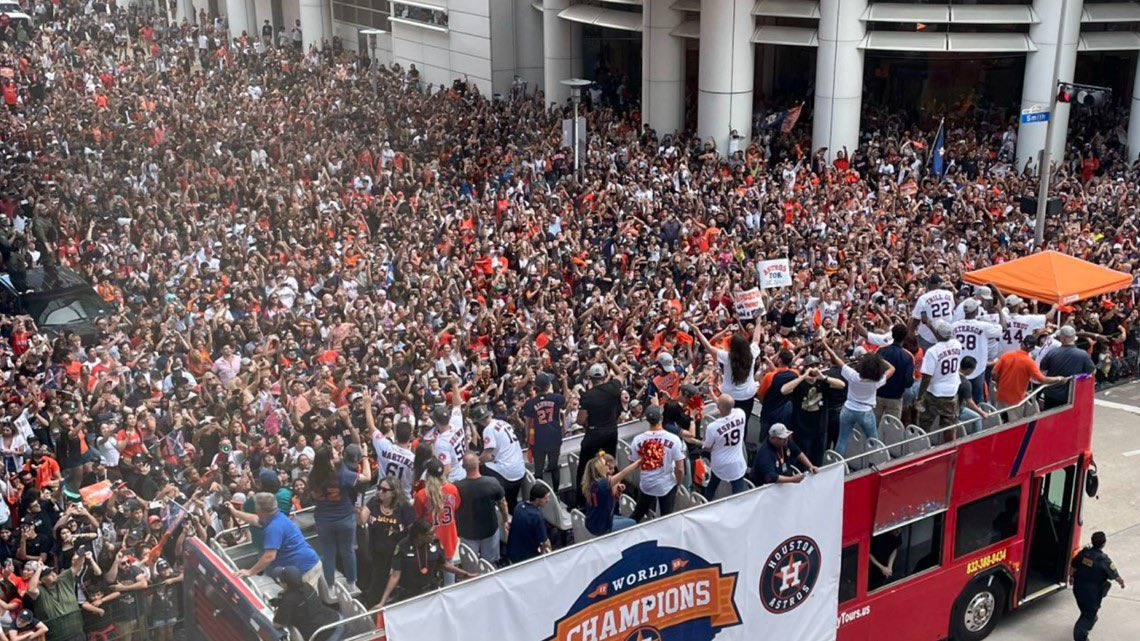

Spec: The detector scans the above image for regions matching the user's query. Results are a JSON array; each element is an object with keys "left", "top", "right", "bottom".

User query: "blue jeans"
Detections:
[
  {"left": 959, "top": 406, "right": 983, "bottom": 435},
  {"left": 612, "top": 516, "right": 636, "bottom": 532},
  {"left": 836, "top": 407, "right": 878, "bottom": 457},
  {"left": 315, "top": 512, "right": 358, "bottom": 586},
  {"left": 704, "top": 473, "right": 746, "bottom": 499}
]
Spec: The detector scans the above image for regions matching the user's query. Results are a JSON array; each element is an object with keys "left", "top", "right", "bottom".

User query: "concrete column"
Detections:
[
  {"left": 298, "top": 0, "right": 323, "bottom": 51},
  {"left": 543, "top": 0, "right": 582, "bottom": 105},
  {"left": 1129, "top": 55, "right": 1140, "bottom": 162},
  {"left": 322, "top": 0, "right": 333, "bottom": 43},
  {"left": 813, "top": 0, "right": 867, "bottom": 157},
  {"left": 697, "top": 0, "right": 753, "bottom": 153},
  {"left": 247, "top": 1, "right": 259, "bottom": 40},
  {"left": 226, "top": 0, "right": 250, "bottom": 38},
  {"left": 515, "top": 0, "right": 545, "bottom": 94},
  {"left": 641, "top": 0, "right": 685, "bottom": 135},
  {"left": 1017, "top": 0, "right": 1084, "bottom": 171}
]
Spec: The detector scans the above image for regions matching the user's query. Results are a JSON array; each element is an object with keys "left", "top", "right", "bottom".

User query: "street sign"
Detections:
[{"left": 1020, "top": 110, "right": 1050, "bottom": 124}]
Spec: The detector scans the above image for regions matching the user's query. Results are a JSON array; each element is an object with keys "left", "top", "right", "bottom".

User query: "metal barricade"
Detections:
[{"left": 74, "top": 579, "right": 186, "bottom": 641}]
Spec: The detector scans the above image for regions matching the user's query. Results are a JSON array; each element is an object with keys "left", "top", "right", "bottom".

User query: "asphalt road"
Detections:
[{"left": 988, "top": 385, "right": 1140, "bottom": 641}]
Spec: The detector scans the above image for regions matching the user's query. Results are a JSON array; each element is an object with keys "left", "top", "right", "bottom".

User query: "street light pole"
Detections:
[
  {"left": 560, "top": 78, "right": 592, "bottom": 180},
  {"left": 1034, "top": 0, "right": 1070, "bottom": 248}
]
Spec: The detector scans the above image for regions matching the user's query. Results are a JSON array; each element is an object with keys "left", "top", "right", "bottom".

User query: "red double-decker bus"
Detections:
[
  {"left": 835, "top": 375, "right": 1095, "bottom": 641},
  {"left": 197, "top": 376, "right": 1097, "bottom": 641}
]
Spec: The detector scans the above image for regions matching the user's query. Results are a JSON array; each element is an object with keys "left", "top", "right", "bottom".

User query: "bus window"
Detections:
[
  {"left": 839, "top": 544, "right": 859, "bottom": 603},
  {"left": 954, "top": 486, "right": 1021, "bottom": 558},
  {"left": 869, "top": 514, "right": 945, "bottom": 591}
]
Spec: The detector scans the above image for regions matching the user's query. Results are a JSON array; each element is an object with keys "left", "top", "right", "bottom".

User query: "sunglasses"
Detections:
[{"left": 378, "top": 487, "right": 394, "bottom": 493}]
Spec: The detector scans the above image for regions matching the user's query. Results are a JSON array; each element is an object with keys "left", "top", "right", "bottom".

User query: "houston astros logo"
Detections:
[
  {"left": 759, "top": 535, "right": 821, "bottom": 614},
  {"left": 547, "top": 541, "right": 741, "bottom": 641}
]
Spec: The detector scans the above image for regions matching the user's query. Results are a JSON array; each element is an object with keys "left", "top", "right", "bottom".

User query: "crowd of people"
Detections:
[{"left": 0, "top": 0, "right": 1138, "bottom": 639}]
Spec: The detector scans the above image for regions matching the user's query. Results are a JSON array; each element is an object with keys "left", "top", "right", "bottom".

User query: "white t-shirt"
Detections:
[
  {"left": 921, "top": 339, "right": 965, "bottom": 397},
  {"left": 977, "top": 311, "right": 1007, "bottom": 360},
  {"left": 481, "top": 419, "right": 526, "bottom": 481},
  {"left": 629, "top": 429, "right": 686, "bottom": 497},
  {"left": 841, "top": 365, "right": 888, "bottom": 412},
  {"left": 95, "top": 435, "right": 119, "bottom": 467},
  {"left": 911, "top": 289, "right": 956, "bottom": 343},
  {"left": 374, "top": 434, "right": 416, "bottom": 498},
  {"left": 716, "top": 344, "right": 760, "bottom": 400},
  {"left": 433, "top": 424, "right": 468, "bottom": 483},
  {"left": 951, "top": 319, "right": 1002, "bottom": 379},
  {"left": 998, "top": 313, "right": 1046, "bottom": 355},
  {"left": 702, "top": 409, "right": 747, "bottom": 482}
]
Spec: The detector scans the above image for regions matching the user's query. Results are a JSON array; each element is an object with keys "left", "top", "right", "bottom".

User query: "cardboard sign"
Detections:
[
  {"left": 79, "top": 480, "right": 114, "bottom": 507},
  {"left": 733, "top": 288, "right": 765, "bottom": 319},
  {"left": 757, "top": 259, "right": 793, "bottom": 289}
]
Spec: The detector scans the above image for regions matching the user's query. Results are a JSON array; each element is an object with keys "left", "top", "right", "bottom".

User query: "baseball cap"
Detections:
[
  {"left": 430, "top": 404, "right": 451, "bottom": 425},
  {"left": 148, "top": 515, "right": 161, "bottom": 525},
  {"left": 769, "top": 423, "right": 793, "bottom": 439},
  {"left": 1059, "top": 325, "right": 1077, "bottom": 339},
  {"left": 933, "top": 320, "right": 953, "bottom": 339},
  {"left": 974, "top": 286, "right": 993, "bottom": 300},
  {"left": 803, "top": 354, "right": 822, "bottom": 367},
  {"left": 679, "top": 383, "right": 699, "bottom": 397},
  {"left": 657, "top": 352, "right": 675, "bottom": 373},
  {"left": 1101, "top": 300, "right": 1116, "bottom": 310},
  {"left": 644, "top": 405, "right": 663, "bottom": 423},
  {"left": 468, "top": 404, "right": 492, "bottom": 423},
  {"left": 535, "top": 372, "right": 553, "bottom": 389},
  {"left": 15, "top": 609, "right": 33, "bottom": 626},
  {"left": 23, "top": 561, "right": 38, "bottom": 573},
  {"left": 1021, "top": 334, "right": 1039, "bottom": 348},
  {"left": 343, "top": 444, "right": 363, "bottom": 467},
  {"left": 588, "top": 363, "right": 607, "bottom": 379},
  {"left": 230, "top": 492, "right": 247, "bottom": 505},
  {"left": 852, "top": 346, "right": 868, "bottom": 358},
  {"left": 962, "top": 299, "right": 980, "bottom": 313},
  {"left": 1005, "top": 294, "right": 1025, "bottom": 307},
  {"left": 927, "top": 274, "right": 943, "bottom": 286}
]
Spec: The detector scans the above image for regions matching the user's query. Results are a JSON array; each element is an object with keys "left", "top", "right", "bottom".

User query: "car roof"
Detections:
[{"left": 0, "top": 266, "right": 94, "bottom": 294}]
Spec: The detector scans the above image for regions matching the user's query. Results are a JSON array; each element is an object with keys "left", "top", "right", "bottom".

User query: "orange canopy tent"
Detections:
[{"left": 963, "top": 250, "right": 1133, "bottom": 305}]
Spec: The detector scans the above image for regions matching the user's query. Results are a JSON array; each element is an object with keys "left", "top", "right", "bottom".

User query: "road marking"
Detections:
[
  {"left": 1124, "top": 450, "right": 1140, "bottom": 458},
  {"left": 1094, "top": 399, "right": 1140, "bottom": 416}
]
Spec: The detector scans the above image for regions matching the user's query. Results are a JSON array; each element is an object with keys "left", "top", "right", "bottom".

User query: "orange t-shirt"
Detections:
[
  {"left": 414, "top": 484, "right": 462, "bottom": 558},
  {"left": 27, "top": 456, "right": 60, "bottom": 489},
  {"left": 992, "top": 350, "right": 1045, "bottom": 405}
]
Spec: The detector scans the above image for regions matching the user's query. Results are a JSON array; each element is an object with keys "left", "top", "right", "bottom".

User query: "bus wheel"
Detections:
[{"left": 951, "top": 579, "right": 1006, "bottom": 641}]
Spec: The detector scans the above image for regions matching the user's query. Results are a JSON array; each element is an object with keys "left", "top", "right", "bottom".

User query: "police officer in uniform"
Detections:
[{"left": 1070, "top": 531, "right": 1125, "bottom": 641}]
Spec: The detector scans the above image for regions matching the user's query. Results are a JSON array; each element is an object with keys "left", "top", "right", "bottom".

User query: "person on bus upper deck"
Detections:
[
  {"left": 910, "top": 274, "right": 956, "bottom": 351},
  {"left": 1071, "top": 531, "right": 1125, "bottom": 641},
  {"left": 917, "top": 321, "right": 963, "bottom": 442},
  {"left": 992, "top": 335, "right": 1068, "bottom": 421},
  {"left": 749, "top": 424, "right": 817, "bottom": 487},
  {"left": 757, "top": 350, "right": 798, "bottom": 441},
  {"left": 1039, "top": 326, "right": 1095, "bottom": 411}
]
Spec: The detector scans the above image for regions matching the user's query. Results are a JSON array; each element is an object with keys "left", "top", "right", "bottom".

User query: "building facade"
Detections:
[{"left": 206, "top": 0, "right": 1140, "bottom": 165}]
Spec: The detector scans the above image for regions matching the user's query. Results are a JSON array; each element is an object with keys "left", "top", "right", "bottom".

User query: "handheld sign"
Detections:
[{"left": 757, "top": 259, "right": 793, "bottom": 289}]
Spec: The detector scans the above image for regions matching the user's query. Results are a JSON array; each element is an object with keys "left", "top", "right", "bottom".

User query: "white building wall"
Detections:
[
  {"left": 514, "top": 0, "right": 544, "bottom": 95},
  {"left": 697, "top": 0, "right": 753, "bottom": 153},
  {"left": 813, "top": 0, "right": 867, "bottom": 157},
  {"left": 642, "top": 0, "right": 685, "bottom": 135}
]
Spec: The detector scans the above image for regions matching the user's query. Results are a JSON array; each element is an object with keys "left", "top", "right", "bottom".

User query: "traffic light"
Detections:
[
  {"left": 1057, "top": 87, "right": 1073, "bottom": 103},
  {"left": 1076, "top": 88, "right": 1108, "bottom": 107}
]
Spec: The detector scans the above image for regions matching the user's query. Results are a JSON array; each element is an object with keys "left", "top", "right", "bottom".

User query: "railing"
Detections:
[{"left": 66, "top": 578, "right": 185, "bottom": 641}]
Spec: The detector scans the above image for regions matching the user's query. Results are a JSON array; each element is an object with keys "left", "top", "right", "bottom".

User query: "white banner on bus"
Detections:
[
  {"left": 758, "top": 258, "right": 793, "bottom": 289},
  {"left": 384, "top": 466, "right": 844, "bottom": 641}
]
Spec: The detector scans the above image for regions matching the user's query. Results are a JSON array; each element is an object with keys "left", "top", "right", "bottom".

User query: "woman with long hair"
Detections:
[
  {"left": 359, "top": 475, "right": 415, "bottom": 606},
  {"left": 308, "top": 444, "right": 371, "bottom": 592},
  {"left": 692, "top": 320, "right": 764, "bottom": 415},
  {"left": 412, "top": 459, "right": 461, "bottom": 585},
  {"left": 823, "top": 344, "right": 895, "bottom": 456},
  {"left": 580, "top": 452, "right": 639, "bottom": 536}
]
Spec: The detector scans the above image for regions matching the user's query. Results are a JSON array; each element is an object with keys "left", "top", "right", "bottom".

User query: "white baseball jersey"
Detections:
[
  {"left": 921, "top": 339, "right": 964, "bottom": 397},
  {"left": 629, "top": 429, "right": 686, "bottom": 497},
  {"left": 481, "top": 419, "right": 526, "bottom": 481},
  {"left": 701, "top": 408, "right": 748, "bottom": 482},
  {"left": 977, "top": 310, "right": 1007, "bottom": 361},
  {"left": 373, "top": 434, "right": 416, "bottom": 498},
  {"left": 911, "top": 289, "right": 956, "bottom": 343},
  {"left": 951, "top": 319, "right": 1002, "bottom": 379},
  {"left": 433, "top": 426, "right": 468, "bottom": 483},
  {"left": 998, "top": 313, "right": 1046, "bottom": 355}
]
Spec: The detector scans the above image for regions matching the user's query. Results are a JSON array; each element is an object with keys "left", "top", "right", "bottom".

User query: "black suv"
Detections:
[{"left": 0, "top": 266, "right": 113, "bottom": 343}]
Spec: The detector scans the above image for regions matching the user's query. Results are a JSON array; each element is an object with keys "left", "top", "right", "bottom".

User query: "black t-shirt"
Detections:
[
  {"left": 454, "top": 476, "right": 504, "bottom": 540},
  {"left": 956, "top": 375, "right": 973, "bottom": 404},
  {"left": 273, "top": 585, "right": 340, "bottom": 641},
  {"left": 580, "top": 380, "right": 623, "bottom": 431},
  {"left": 662, "top": 400, "right": 692, "bottom": 436},
  {"left": 791, "top": 380, "right": 828, "bottom": 434},
  {"left": 391, "top": 537, "right": 445, "bottom": 599}
]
